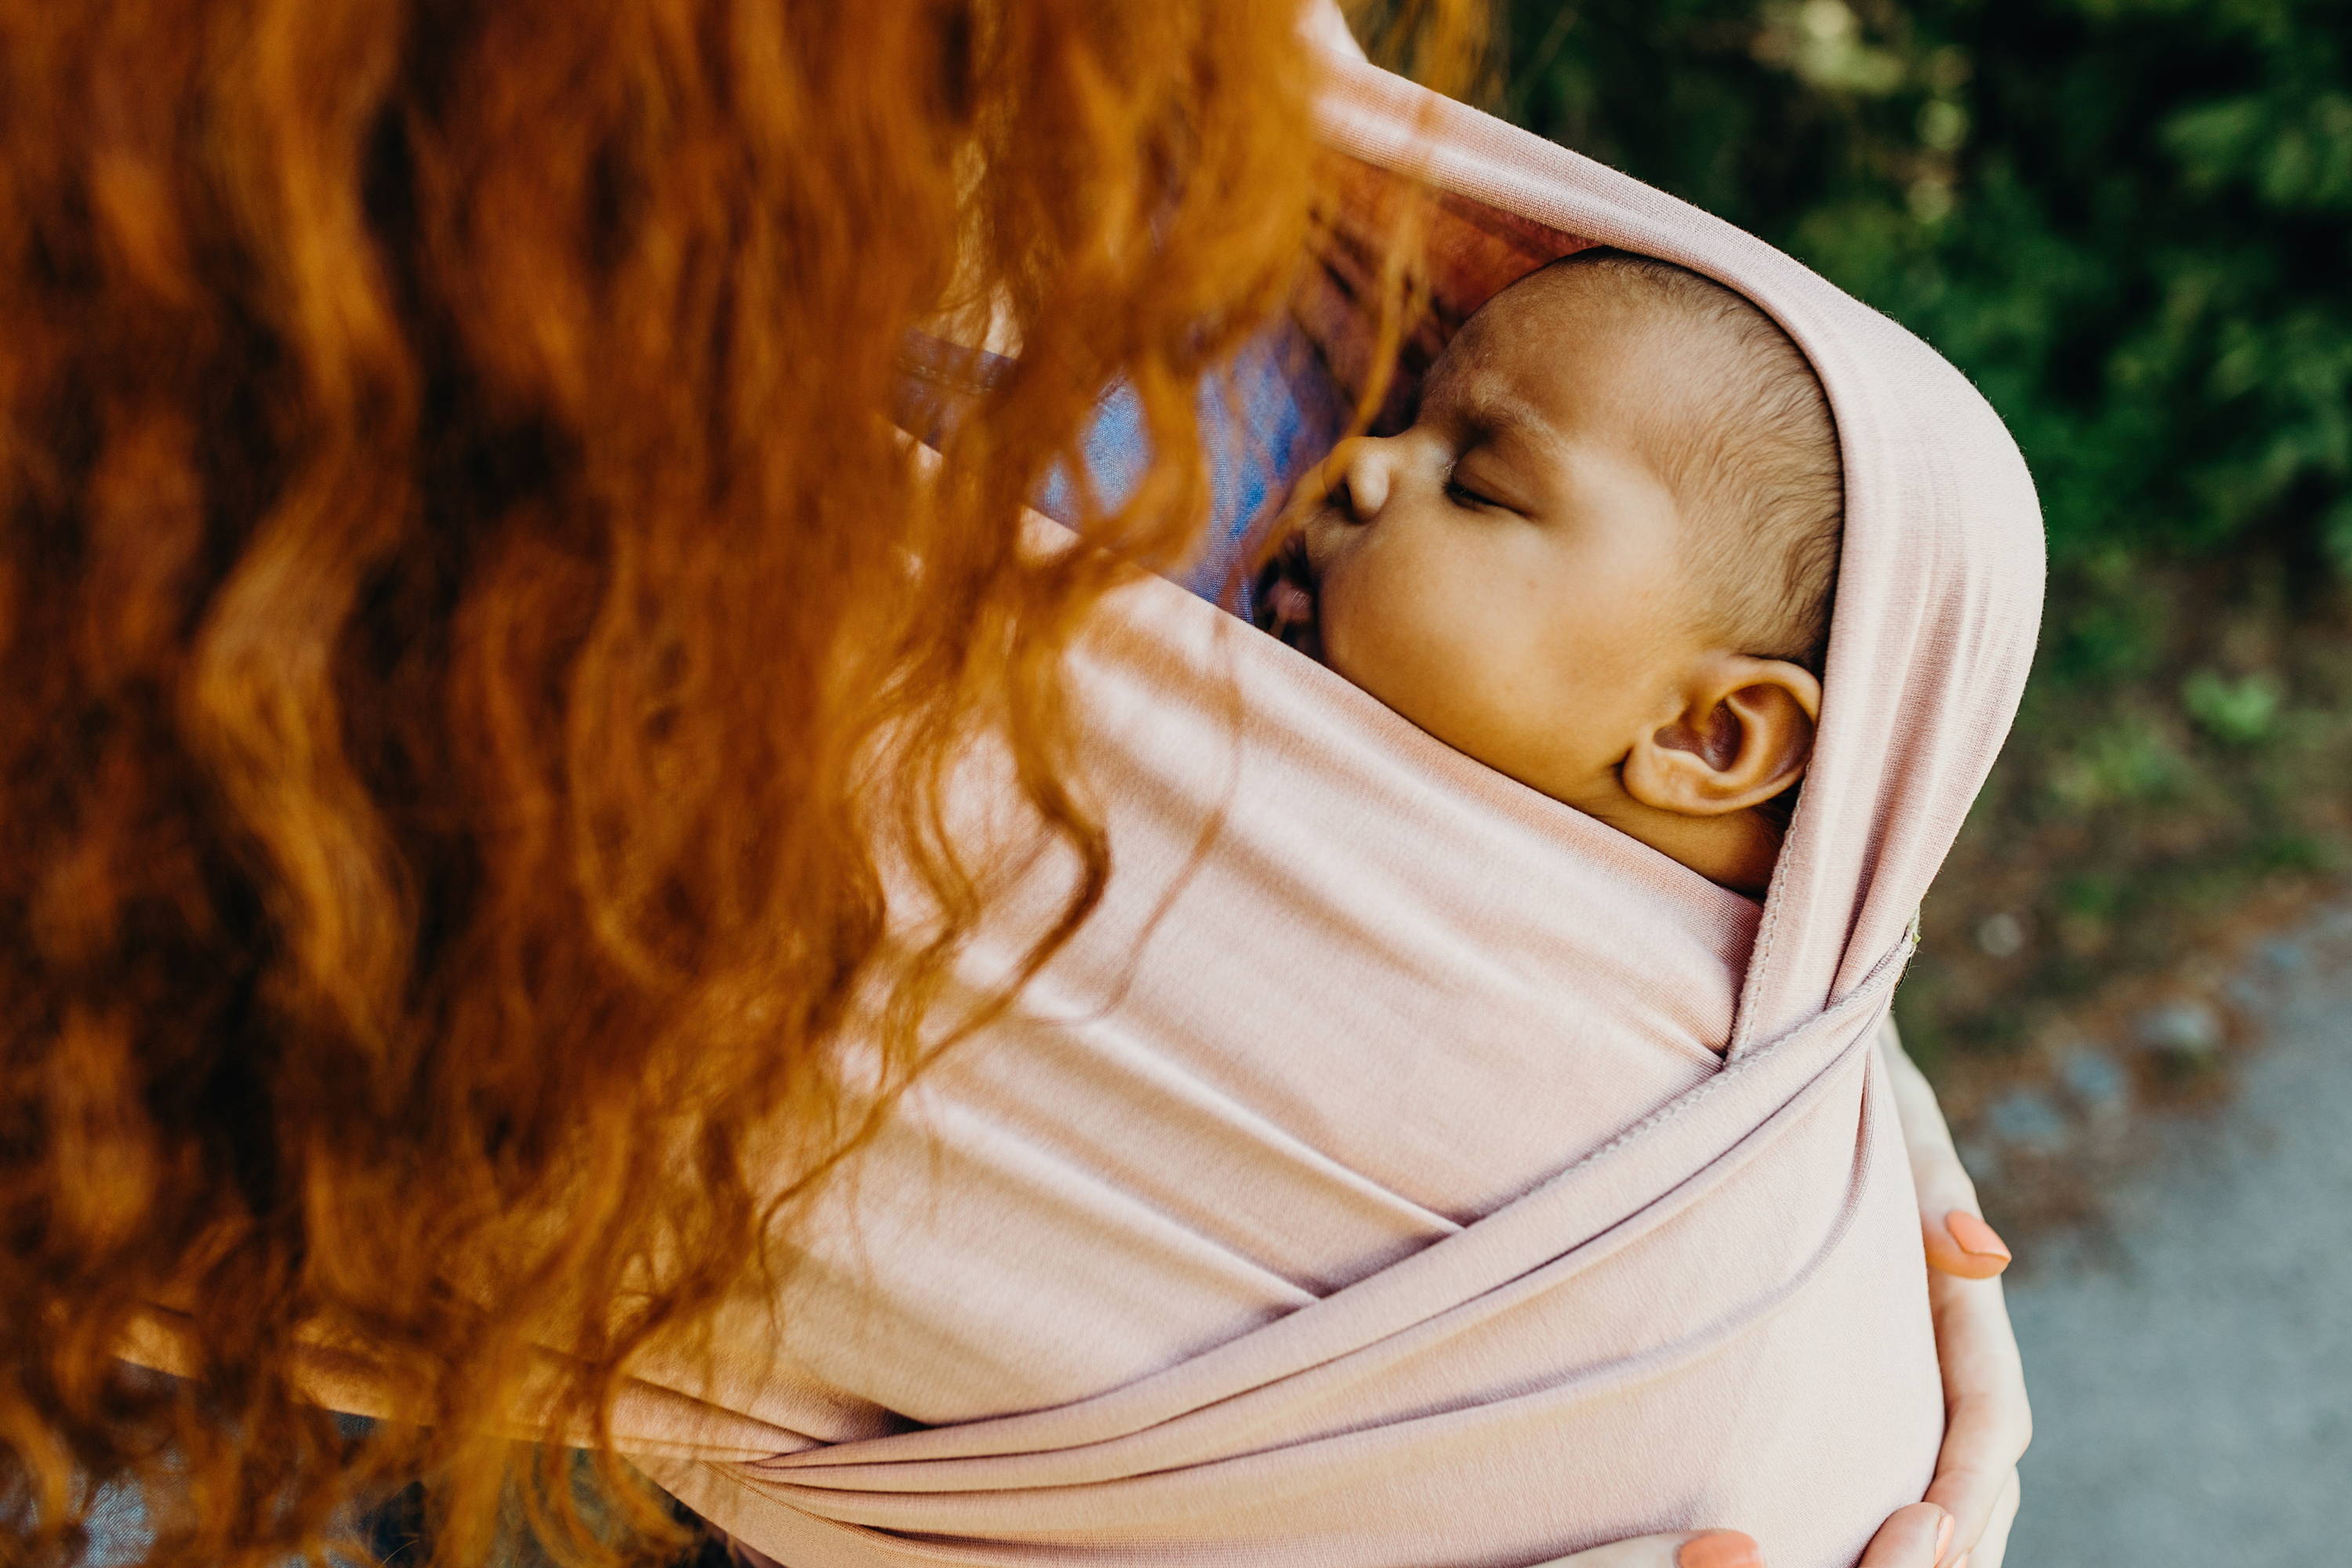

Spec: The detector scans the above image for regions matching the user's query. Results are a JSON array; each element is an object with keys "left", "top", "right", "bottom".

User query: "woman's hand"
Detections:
[
  {"left": 1518, "top": 1503, "right": 1973, "bottom": 1568},
  {"left": 1521, "top": 1508, "right": 1951, "bottom": 1568},
  {"left": 1527, "top": 1529, "right": 1770, "bottom": 1568},
  {"left": 1878, "top": 1016, "right": 2031, "bottom": 1568}
]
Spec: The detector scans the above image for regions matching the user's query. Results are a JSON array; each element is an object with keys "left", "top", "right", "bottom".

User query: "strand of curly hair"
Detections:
[{"left": 0, "top": 2, "right": 1479, "bottom": 1565}]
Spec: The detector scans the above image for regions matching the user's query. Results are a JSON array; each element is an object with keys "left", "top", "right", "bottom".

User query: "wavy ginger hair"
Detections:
[{"left": 0, "top": 2, "right": 1478, "bottom": 1564}]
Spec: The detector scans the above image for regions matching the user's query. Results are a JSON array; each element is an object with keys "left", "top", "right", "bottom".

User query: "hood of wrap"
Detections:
[{"left": 1304, "top": 71, "right": 2045, "bottom": 1054}]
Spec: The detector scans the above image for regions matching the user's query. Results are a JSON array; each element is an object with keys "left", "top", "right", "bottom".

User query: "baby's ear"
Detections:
[{"left": 1621, "top": 655, "right": 1821, "bottom": 819}]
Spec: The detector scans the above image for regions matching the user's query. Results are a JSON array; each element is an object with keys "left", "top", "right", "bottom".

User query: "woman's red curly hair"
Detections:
[{"left": 0, "top": 1, "right": 1479, "bottom": 1564}]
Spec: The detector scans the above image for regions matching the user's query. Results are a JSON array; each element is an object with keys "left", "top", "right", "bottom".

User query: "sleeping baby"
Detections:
[{"left": 1255, "top": 249, "right": 1841, "bottom": 896}]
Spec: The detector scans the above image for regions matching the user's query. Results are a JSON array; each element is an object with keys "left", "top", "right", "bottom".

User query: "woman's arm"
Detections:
[{"left": 1879, "top": 1016, "right": 2029, "bottom": 1568}]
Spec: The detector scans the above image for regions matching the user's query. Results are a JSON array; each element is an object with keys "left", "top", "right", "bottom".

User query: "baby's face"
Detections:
[{"left": 1269, "top": 280, "right": 1708, "bottom": 814}]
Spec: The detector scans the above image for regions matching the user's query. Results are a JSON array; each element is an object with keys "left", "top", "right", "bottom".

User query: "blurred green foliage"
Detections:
[{"left": 1498, "top": 0, "right": 2352, "bottom": 680}]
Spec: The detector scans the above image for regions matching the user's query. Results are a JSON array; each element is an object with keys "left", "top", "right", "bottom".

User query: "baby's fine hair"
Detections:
[{"left": 1534, "top": 249, "right": 1843, "bottom": 672}]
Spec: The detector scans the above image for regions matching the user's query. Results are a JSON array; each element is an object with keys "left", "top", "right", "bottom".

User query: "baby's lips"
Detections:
[
  {"left": 1250, "top": 532, "right": 1316, "bottom": 634},
  {"left": 1260, "top": 550, "right": 1327, "bottom": 660}
]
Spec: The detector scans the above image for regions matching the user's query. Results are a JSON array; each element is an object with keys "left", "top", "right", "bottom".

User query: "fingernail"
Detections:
[
  {"left": 1932, "top": 1508, "right": 1955, "bottom": 1565},
  {"left": 1679, "top": 1531, "right": 1764, "bottom": 1568},
  {"left": 1946, "top": 1210, "right": 2011, "bottom": 1265}
]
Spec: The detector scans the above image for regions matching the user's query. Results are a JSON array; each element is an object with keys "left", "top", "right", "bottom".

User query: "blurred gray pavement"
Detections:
[{"left": 2002, "top": 911, "right": 2352, "bottom": 1566}]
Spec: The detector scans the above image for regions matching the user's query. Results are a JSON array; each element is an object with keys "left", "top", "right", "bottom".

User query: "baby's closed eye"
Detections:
[{"left": 1443, "top": 474, "right": 1510, "bottom": 511}]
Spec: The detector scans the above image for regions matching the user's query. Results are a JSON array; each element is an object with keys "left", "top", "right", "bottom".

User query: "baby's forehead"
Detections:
[
  {"left": 1456, "top": 263, "right": 1728, "bottom": 367},
  {"left": 1430, "top": 266, "right": 1729, "bottom": 430}
]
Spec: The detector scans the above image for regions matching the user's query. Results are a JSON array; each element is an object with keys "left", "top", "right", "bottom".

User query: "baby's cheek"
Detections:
[
  {"left": 1332, "top": 571, "right": 1505, "bottom": 749},
  {"left": 1311, "top": 575, "right": 1377, "bottom": 691},
  {"left": 1322, "top": 558, "right": 1419, "bottom": 677}
]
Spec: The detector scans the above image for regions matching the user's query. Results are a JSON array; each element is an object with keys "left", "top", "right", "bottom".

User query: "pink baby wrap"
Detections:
[{"left": 599, "top": 49, "right": 2047, "bottom": 1568}]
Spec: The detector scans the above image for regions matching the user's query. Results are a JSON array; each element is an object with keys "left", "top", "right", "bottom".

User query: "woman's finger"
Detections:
[
  {"left": 1878, "top": 1018, "right": 2012, "bottom": 1279},
  {"left": 1921, "top": 1269, "right": 2032, "bottom": 1563},
  {"left": 1855, "top": 1501, "right": 1951, "bottom": 1568},
  {"left": 1963, "top": 1468, "right": 2021, "bottom": 1568},
  {"left": 1529, "top": 1530, "right": 1765, "bottom": 1568}
]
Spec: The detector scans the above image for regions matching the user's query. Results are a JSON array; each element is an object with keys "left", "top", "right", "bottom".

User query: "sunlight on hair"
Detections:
[{"left": 0, "top": 2, "right": 1480, "bottom": 1565}]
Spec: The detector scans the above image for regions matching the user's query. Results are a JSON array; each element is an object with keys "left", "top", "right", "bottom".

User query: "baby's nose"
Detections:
[{"left": 1325, "top": 437, "right": 1390, "bottom": 522}]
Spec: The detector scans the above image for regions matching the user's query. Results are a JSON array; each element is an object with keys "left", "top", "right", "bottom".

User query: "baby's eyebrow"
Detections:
[{"left": 1453, "top": 389, "right": 1566, "bottom": 462}]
